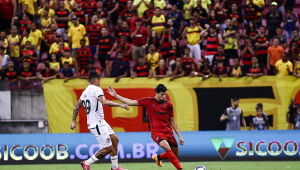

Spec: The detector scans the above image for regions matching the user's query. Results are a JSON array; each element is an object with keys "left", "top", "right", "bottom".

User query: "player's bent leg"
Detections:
[
  {"left": 95, "top": 145, "right": 114, "bottom": 159},
  {"left": 110, "top": 134, "right": 119, "bottom": 156},
  {"left": 83, "top": 124, "right": 114, "bottom": 170},
  {"left": 152, "top": 140, "right": 171, "bottom": 167},
  {"left": 81, "top": 145, "right": 113, "bottom": 170},
  {"left": 109, "top": 134, "right": 128, "bottom": 170},
  {"left": 158, "top": 140, "right": 182, "bottom": 170}
]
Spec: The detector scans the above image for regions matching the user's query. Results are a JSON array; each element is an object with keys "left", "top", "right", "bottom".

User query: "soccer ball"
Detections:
[{"left": 194, "top": 165, "right": 207, "bottom": 170}]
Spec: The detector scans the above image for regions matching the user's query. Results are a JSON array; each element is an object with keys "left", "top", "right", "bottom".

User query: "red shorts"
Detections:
[{"left": 151, "top": 133, "right": 178, "bottom": 147}]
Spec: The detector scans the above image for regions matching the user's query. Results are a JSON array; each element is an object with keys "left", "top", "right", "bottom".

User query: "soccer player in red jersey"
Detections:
[{"left": 107, "top": 84, "right": 184, "bottom": 170}]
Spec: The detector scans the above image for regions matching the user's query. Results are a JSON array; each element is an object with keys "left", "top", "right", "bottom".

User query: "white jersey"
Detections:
[{"left": 80, "top": 85, "right": 104, "bottom": 129}]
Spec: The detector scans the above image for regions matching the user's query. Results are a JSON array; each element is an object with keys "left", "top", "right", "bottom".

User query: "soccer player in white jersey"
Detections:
[{"left": 70, "top": 72, "right": 129, "bottom": 170}]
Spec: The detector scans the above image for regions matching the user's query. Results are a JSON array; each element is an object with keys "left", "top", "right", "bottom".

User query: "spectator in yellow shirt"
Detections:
[
  {"left": 68, "top": 16, "right": 86, "bottom": 57},
  {"left": 183, "top": 0, "right": 196, "bottom": 21},
  {"left": 40, "top": 10, "right": 56, "bottom": 33},
  {"left": 0, "top": 31, "right": 8, "bottom": 48},
  {"left": 21, "top": 29, "right": 34, "bottom": 50},
  {"left": 133, "top": 0, "right": 152, "bottom": 18},
  {"left": 197, "top": 0, "right": 211, "bottom": 12},
  {"left": 7, "top": 26, "right": 20, "bottom": 59},
  {"left": 182, "top": 17, "right": 203, "bottom": 62},
  {"left": 19, "top": 0, "right": 37, "bottom": 15},
  {"left": 151, "top": 7, "right": 166, "bottom": 36},
  {"left": 247, "top": 0, "right": 265, "bottom": 8},
  {"left": 29, "top": 23, "right": 43, "bottom": 57},
  {"left": 37, "top": 1, "right": 55, "bottom": 18},
  {"left": 49, "top": 34, "right": 70, "bottom": 54},
  {"left": 49, "top": 53, "right": 60, "bottom": 72},
  {"left": 60, "top": 48, "right": 78, "bottom": 73},
  {"left": 146, "top": 44, "right": 160, "bottom": 70},
  {"left": 49, "top": 0, "right": 75, "bottom": 12},
  {"left": 275, "top": 53, "right": 293, "bottom": 76},
  {"left": 154, "top": 0, "right": 166, "bottom": 9}
]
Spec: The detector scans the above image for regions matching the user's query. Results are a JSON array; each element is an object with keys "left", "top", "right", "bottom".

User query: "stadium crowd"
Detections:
[{"left": 0, "top": 0, "right": 300, "bottom": 86}]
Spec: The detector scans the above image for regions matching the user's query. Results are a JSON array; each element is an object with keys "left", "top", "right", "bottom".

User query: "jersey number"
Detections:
[{"left": 83, "top": 100, "right": 91, "bottom": 114}]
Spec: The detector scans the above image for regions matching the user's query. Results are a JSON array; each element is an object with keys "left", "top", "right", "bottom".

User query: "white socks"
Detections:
[
  {"left": 110, "top": 155, "right": 119, "bottom": 169},
  {"left": 85, "top": 154, "right": 118, "bottom": 168},
  {"left": 85, "top": 155, "right": 99, "bottom": 166}
]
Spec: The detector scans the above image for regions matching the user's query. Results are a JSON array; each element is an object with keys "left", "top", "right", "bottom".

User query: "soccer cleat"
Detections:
[
  {"left": 152, "top": 155, "right": 163, "bottom": 167},
  {"left": 111, "top": 167, "right": 128, "bottom": 170},
  {"left": 81, "top": 161, "right": 90, "bottom": 170}
]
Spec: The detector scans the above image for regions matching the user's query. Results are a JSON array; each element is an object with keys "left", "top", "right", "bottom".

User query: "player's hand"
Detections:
[
  {"left": 221, "top": 114, "right": 228, "bottom": 121},
  {"left": 179, "top": 136, "right": 185, "bottom": 145},
  {"left": 70, "top": 121, "right": 76, "bottom": 130},
  {"left": 120, "top": 104, "right": 129, "bottom": 110},
  {"left": 107, "top": 86, "right": 117, "bottom": 97}
]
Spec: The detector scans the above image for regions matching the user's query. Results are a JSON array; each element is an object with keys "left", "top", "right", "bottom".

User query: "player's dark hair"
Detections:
[
  {"left": 89, "top": 72, "right": 100, "bottom": 82},
  {"left": 155, "top": 84, "right": 167, "bottom": 93},
  {"left": 256, "top": 103, "right": 263, "bottom": 110},
  {"left": 232, "top": 97, "right": 239, "bottom": 101}
]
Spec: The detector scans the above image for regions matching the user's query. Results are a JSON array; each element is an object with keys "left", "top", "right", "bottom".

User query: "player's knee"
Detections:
[
  {"left": 159, "top": 140, "right": 171, "bottom": 151},
  {"left": 110, "top": 134, "right": 119, "bottom": 145},
  {"left": 105, "top": 145, "right": 114, "bottom": 153},
  {"left": 114, "top": 136, "right": 119, "bottom": 144}
]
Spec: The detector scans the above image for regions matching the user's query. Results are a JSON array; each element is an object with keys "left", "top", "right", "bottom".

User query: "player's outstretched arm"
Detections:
[
  {"left": 98, "top": 96, "right": 129, "bottom": 110},
  {"left": 220, "top": 110, "right": 228, "bottom": 122},
  {"left": 170, "top": 117, "right": 184, "bottom": 145},
  {"left": 70, "top": 99, "right": 83, "bottom": 130},
  {"left": 107, "top": 87, "right": 140, "bottom": 106}
]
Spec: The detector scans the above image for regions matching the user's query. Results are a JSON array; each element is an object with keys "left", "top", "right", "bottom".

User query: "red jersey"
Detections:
[
  {"left": 131, "top": 27, "right": 148, "bottom": 46},
  {"left": 138, "top": 97, "right": 174, "bottom": 134}
]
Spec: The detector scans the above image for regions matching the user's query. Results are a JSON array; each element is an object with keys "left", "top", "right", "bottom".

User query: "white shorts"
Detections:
[
  {"left": 187, "top": 43, "right": 201, "bottom": 62},
  {"left": 89, "top": 120, "right": 114, "bottom": 148}
]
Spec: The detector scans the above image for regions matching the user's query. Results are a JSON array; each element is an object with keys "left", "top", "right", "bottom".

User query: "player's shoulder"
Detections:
[
  {"left": 165, "top": 100, "right": 173, "bottom": 105},
  {"left": 87, "top": 84, "right": 102, "bottom": 91},
  {"left": 84, "top": 85, "right": 102, "bottom": 94},
  {"left": 139, "top": 97, "right": 153, "bottom": 102}
]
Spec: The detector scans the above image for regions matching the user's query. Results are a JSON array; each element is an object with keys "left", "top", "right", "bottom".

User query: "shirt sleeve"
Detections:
[
  {"left": 68, "top": 27, "right": 72, "bottom": 37},
  {"left": 137, "top": 98, "right": 149, "bottom": 107},
  {"left": 82, "top": 25, "right": 86, "bottom": 35},
  {"left": 38, "top": 30, "right": 43, "bottom": 39},
  {"left": 94, "top": 87, "right": 104, "bottom": 98}
]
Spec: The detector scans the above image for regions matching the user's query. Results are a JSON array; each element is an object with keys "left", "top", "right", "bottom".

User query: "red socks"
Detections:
[
  {"left": 159, "top": 150, "right": 182, "bottom": 170},
  {"left": 159, "top": 151, "right": 169, "bottom": 160}
]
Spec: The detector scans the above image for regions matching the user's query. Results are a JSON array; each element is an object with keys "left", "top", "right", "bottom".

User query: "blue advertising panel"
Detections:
[{"left": 0, "top": 131, "right": 300, "bottom": 164}]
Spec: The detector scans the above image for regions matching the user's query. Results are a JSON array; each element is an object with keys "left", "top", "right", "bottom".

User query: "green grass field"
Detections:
[{"left": 1, "top": 161, "right": 300, "bottom": 170}]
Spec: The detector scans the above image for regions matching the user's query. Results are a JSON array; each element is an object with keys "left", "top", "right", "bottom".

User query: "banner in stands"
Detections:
[
  {"left": 0, "top": 131, "right": 299, "bottom": 164},
  {"left": 43, "top": 77, "right": 300, "bottom": 133}
]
